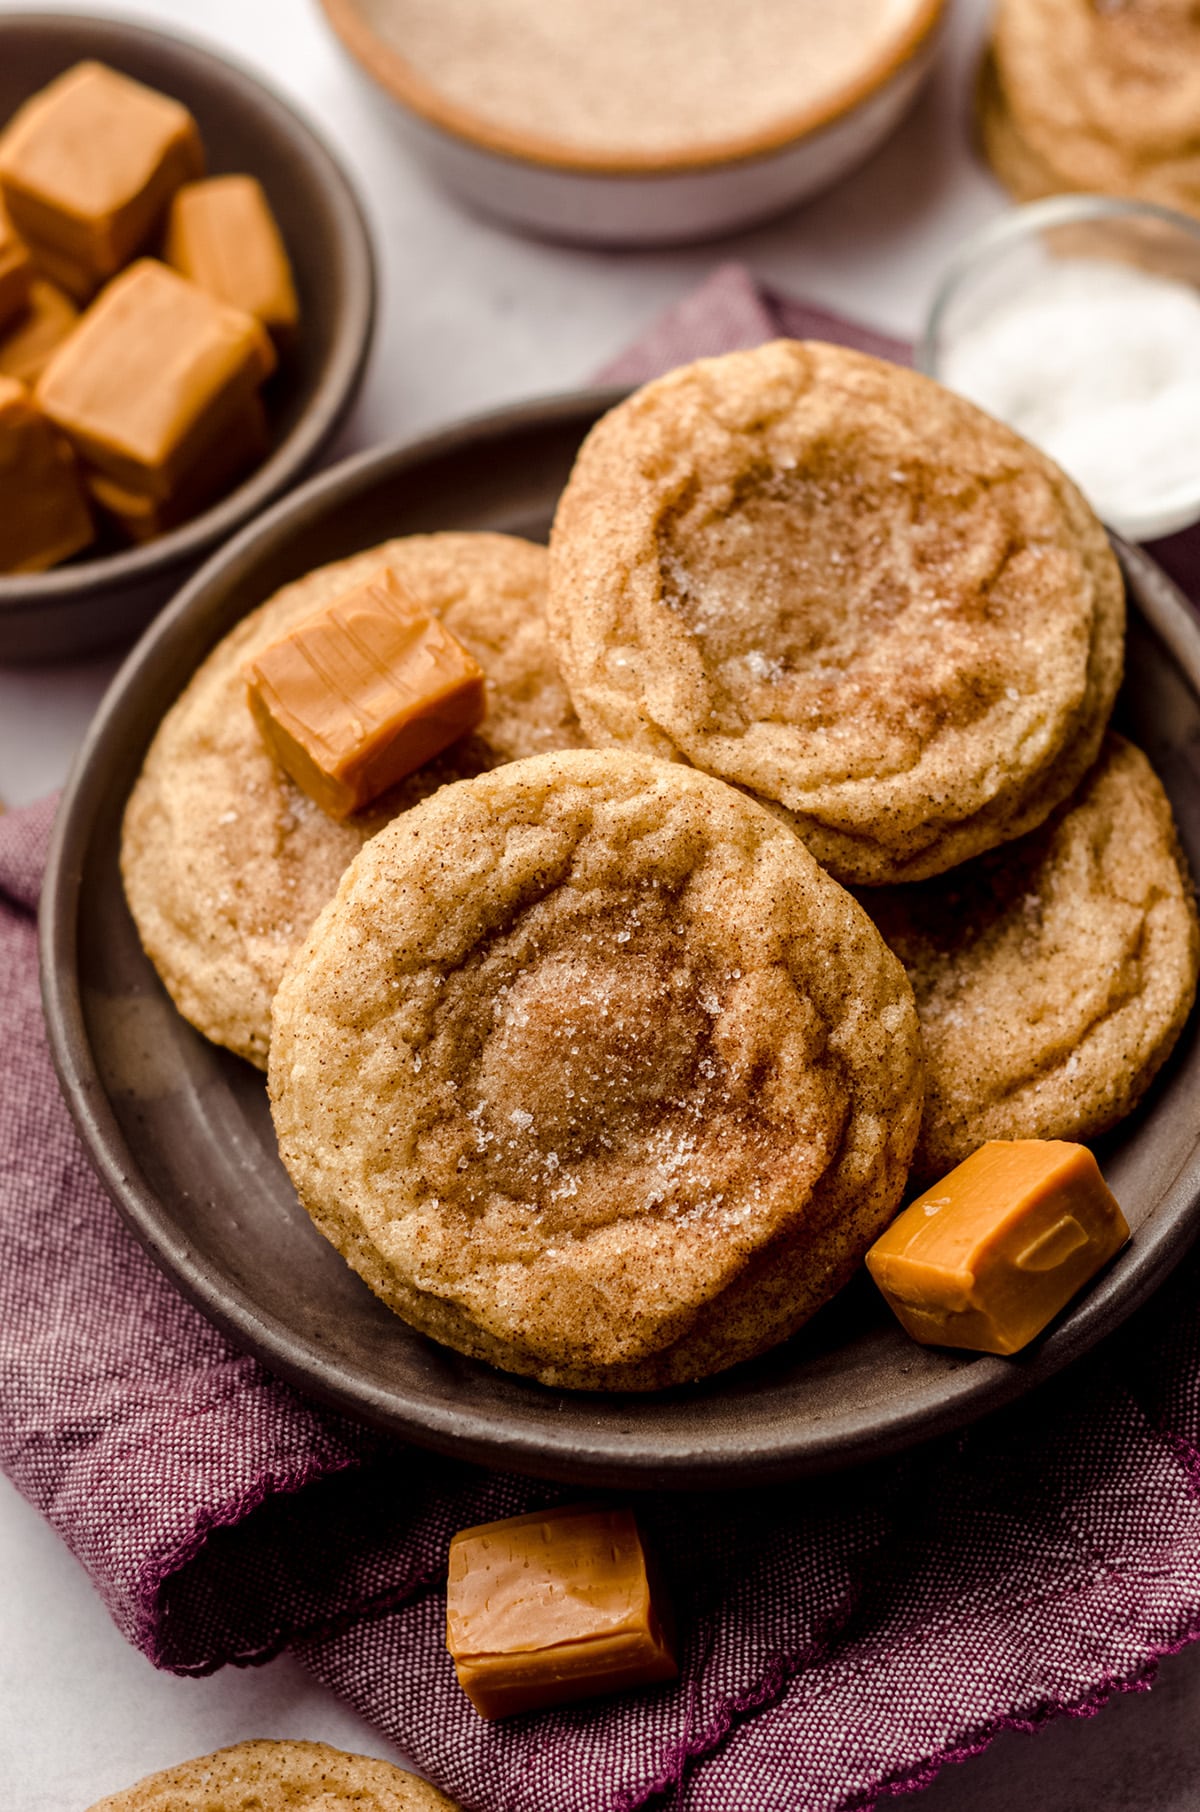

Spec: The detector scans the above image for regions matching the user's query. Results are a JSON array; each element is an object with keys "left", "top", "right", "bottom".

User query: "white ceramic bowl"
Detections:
[{"left": 320, "top": 0, "right": 946, "bottom": 246}]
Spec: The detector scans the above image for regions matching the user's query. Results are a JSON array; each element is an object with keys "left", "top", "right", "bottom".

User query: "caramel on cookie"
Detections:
[
  {"left": 548, "top": 341, "right": 1124, "bottom": 886},
  {"left": 121, "top": 533, "right": 588, "bottom": 1068},
  {"left": 268, "top": 749, "right": 924, "bottom": 1390}
]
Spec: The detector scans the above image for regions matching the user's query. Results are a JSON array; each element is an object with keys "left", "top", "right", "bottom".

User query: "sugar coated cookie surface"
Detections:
[
  {"left": 269, "top": 749, "right": 923, "bottom": 1390},
  {"left": 548, "top": 340, "right": 1124, "bottom": 885},
  {"left": 86, "top": 1738, "right": 460, "bottom": 1809},
  {"left": 121, "top": 533, "right": 585, "bottom": 1067},
  {"left": 862, "top": 736, "right": 1198, "bottom": 1177}
]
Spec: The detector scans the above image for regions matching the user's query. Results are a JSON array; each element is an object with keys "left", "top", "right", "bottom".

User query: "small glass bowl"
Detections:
[{"left": 918, "top": 195, "right": 1200, "bottom": 542}]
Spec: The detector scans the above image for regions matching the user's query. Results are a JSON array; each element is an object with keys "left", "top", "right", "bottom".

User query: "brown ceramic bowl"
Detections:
[
  {"left": 40, "top": 392, "right": 1200, "bottom": 1489},
  {"left": 0, "top": 12, "right": 376, "bottom": 663}
]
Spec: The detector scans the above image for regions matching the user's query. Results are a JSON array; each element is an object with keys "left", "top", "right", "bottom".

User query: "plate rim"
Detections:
[{"left": 38, "top": 391, "right": 1200, "bottom": 1488}]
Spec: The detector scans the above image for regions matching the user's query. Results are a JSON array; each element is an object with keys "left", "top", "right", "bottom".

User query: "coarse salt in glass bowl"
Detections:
[{"left": 918, "top": 195, "right": 1200, "bottom": 542}]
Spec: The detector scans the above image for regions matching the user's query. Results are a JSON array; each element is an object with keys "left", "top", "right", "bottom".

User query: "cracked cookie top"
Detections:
[
  {"left": 862, "top": 735, "right": 1198, "bottom": 1176},
  {"left": 269, "top": 749, "right": 923, "bottom": 1390},
  {"left": 548, "top": 341, "right": 1124, "bottom": 884}
]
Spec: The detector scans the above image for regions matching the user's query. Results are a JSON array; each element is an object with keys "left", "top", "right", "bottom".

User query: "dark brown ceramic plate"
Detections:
[
  {"left": 0, "top": 13, "right": 376, "bottom": 663},
  {"left": 40, "top": 391, "right": 1200, "bottom": 1489}
]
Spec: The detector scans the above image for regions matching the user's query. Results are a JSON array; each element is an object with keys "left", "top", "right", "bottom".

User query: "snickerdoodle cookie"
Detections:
[
  {"left": 269, "top": 749, "right": 923, "bottom": 1390},
  {"left": 122, "top": 533, "right": 587, "bottom": 1068},
  {"left": 862, "top": 735, "right": 1198, "bottom": 1178},
  {"left": 976, "top": 50, "right": 1061, "bottom": 204},
  {"left": 982, "top": 0, "right": 1200, "bottom": 216},
  {"left": 87, "top": 1739, "right": 460, "bottom": 1810},
  {"left": 547, "top": 341, "right": 1124, "bottom": 885}
]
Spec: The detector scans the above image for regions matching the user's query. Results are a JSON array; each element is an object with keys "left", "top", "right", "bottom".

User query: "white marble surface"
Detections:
[{"left": 6, "top": 1, "right": 1200, "bottom": 1807}]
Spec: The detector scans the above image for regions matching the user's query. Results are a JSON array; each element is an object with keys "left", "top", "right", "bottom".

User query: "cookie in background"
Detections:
[{"left": 979, "top": 0, "right": 1200, "bottom": 218}]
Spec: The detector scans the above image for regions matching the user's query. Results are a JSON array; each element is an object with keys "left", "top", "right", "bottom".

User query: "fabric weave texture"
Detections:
[{"left": 5, "top": 264, "right": 1200, "bottom": 1811}]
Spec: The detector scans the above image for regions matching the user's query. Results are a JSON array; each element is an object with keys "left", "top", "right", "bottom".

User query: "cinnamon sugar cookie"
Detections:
[
  {"left": 269, "top": 749, "right": 923, "bottom": 1390},
  {"left": 122, "top": 533, "right": 587, "bottom": 1068},
  {"left": 983, "top": 0, "right": 1200, "bottom": 214},
  {"left": 548, "top": 341, "right": 1124, "bottom": 885},
  {"left": 862, "top": 736, "right": 1198, "bottom": 1178},
  {"left": 976, "top": 50, "right": 1060, "bottom": 204},
  {"left": 87, "top": 1739, "right": 459, "bottom": 1810}
]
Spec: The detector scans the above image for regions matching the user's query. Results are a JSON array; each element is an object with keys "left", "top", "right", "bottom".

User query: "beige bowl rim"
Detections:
[{"left": 320, "top": 0, "right": 946, "bottom": 176}]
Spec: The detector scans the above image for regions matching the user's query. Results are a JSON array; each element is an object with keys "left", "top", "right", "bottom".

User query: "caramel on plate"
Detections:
[
  {"left": 36, "top": 258, "right": 274, "bottom": 500},
  {"left": 165, "top": 175, "right": 298, "bottom": 338},
  {"left": 0, "top": 376, "right": 92, "bottom": 573},
  {"left": 0, "top": 61, "right": 203, "bottom": 291},
  {"left": 244, "top": 565, "right": 487, "bottom": 818},
  {"left": 446, "top": 1505, "right": 677, "bottom": 1719},
  {"left": 866, "top": 1140, "right": 1130, "bottom": 1355}
]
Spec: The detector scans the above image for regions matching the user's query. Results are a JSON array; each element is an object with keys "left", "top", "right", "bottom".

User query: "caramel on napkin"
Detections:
[
  {"left": 36, "top": 259, "right": 274, "bottom": 499},
  {"left": 866, "top": 1140, "right": 1129, "bottom": 1356},
  {"left": 0, "top": 376, "right": 92, "bottom": 574},
  {"left": 0, "top": 61, "right": 203, "bottom": 290},
  {"left": 244, "top": 566, "right": 487, "bottom": 818},
  {"left": 165, "top": 175, "right": 298, "bottom": 338},
  {"left": 446, "top": 1505, "right": 678, "bottom": 1720}
]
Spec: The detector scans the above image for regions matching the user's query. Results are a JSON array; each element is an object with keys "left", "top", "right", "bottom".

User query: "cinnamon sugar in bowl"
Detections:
[{"left": 320, "top": 0, "right": 946, "bottom": 244}]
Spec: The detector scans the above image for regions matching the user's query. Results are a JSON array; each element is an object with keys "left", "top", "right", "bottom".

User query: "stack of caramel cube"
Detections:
[{"left": 0, "top": 61, "right": 298, "bottom": 575}]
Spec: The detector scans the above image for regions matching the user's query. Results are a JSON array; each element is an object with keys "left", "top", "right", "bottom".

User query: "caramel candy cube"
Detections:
[
  {"left": 0, "top": 200, "right": 32, "bottom": 332},
  {"left": 866, "top": 1140, "right": 1130, "bottom": 1356},
  {"left": 86, "top": 395, "right": 268, "bottom": 542},
  {"left": 446, "top": 1505, "right": 678, "bottom": 1720},
  {"left": 244, "top": 567, "right": 487, "bottom": 818},
  {"left": 36, "top": 260, "right": 274, "bottom": 500},
  {"left": 0, "top": 278, "right": 79, "bottom": 386},
  {"left": 165, "top": 176, "right": 298, "bottom": 338},
  {"left": 26, "top": 238, "right": 97, "bottom": 306},
  {"left": 0, "top": 61, "right": 203, "bottom": 284},
  {"left": 0, "top": 377, "right": 92, "bottom": 573}
]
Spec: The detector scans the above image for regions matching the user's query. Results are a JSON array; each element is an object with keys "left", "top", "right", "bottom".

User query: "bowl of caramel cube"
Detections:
[{"left": 0, "top": 14, "right": 376, "bottom": 661}]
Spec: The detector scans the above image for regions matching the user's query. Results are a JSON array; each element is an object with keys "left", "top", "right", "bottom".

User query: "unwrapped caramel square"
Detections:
[
  {"left": 244, "top": 566, "right": 487, "bottom": 818},
  {"left": 0, "top": 277, "right": 78, "bottom": 386},
  {"left": 0, "top": 199, "right": 32, "bottom": 333},
  {"left": 26, "top": 237, "right": 97, "bottom": 305},
  {"left": 0, "top": 61, "right": 203, "bottom": 285},
  {"left": 86, "top": 394, "right": 268, "bottom": 542},
  {"left": 0, "top": 376, "right": 92, "bottom": 573},
  {"left": 446, "top": 1505, "right": 677, "bottom": 1719},
  {"left": 36, "top": 259, "right": 274, "bottom": 499},
  {"left": 866, "top": 1140, "right": 1130, "bottom": 1355},
  {"left": 165, "top": 176, "right": 298, "bottom": 338}
]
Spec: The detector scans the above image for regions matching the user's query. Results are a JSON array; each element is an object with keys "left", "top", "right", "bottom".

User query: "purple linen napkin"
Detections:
[{"left": 6, "top": 264, "right": 1200, "bottom": 1811}]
